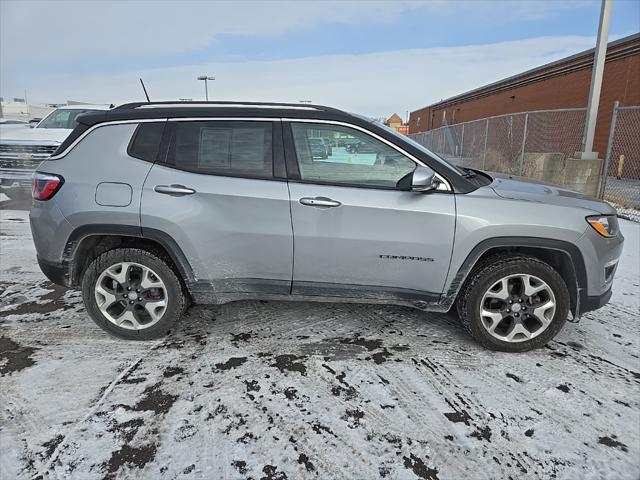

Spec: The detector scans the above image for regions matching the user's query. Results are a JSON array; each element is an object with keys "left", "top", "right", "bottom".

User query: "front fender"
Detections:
[
  {"left": 443, "top": 189, "right": 591, "bottom": 314},
  {"left": 440, "top": 236, "right": 586, "bottom": 314}
]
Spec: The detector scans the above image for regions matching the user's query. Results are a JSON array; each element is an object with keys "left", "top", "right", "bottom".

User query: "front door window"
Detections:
[{"left": 290, "top": 123, "right": 416, "bottom": 188}]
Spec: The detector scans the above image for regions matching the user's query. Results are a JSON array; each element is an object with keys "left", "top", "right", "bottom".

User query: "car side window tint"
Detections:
[
  {"left": 167, "top": 121, "right": 273, "bottom": 178},
  {"left": 290, "top": 123, "right": 415, "bottom": 188},
  {"left": 128, "top": 122, "right": 165, "bottom": 162}
]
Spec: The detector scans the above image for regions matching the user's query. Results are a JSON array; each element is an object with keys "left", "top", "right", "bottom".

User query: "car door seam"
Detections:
[
  {"left": 286, "top": 178, "right": 296, "bottom": 295},
  {"left": 280, "top": 120, "right": 296, "bottom": 295},
  {"left": 439, "top": 193, "right": 458, "bottom": 303},
  {"left": 139, "top": 119, "right": 168, "bottom": 234}
]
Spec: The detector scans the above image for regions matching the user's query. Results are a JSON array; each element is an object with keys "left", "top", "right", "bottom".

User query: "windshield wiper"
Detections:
[{"left": 461, "top": 168, "right": 477, "bottom": 178}]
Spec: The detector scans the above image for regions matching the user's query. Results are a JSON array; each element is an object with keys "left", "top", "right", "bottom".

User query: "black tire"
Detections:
[
  {"left": 457, "top": 254, "right": 569, "bottom": 352},
  {"left": 81, "top": 248, "right": 186, "bottom": 340}
]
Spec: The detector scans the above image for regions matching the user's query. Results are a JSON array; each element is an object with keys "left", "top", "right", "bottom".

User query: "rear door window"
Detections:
[{"left": 166, "top": 121, "right": 273, "bottom": 179}]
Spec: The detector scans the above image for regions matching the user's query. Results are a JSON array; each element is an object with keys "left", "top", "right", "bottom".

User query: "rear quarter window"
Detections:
[{"left": 128, "top": 122, "right": 166, "bottom": 162}]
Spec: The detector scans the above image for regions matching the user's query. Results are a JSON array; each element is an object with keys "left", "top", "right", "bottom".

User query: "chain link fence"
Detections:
[
  {"left": 410, "top": 107, "right": 640, "bottom": 222},
  {"left": 600, "top": 104, "right": 640, "bottom": 222},
  {"left": 410, "top": 108, "right": 586, "bottom": 177}
]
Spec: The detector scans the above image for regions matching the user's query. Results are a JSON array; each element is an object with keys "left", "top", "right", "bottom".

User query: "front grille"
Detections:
[
  {"left": 0, "top": 144, "right": 59, "bottom": 155},
  {"left": 0, "top": 157, "right": 41, "bottom": 169},
  {"left": 0, "top": 143, "right": 59, "bottom": 170}
]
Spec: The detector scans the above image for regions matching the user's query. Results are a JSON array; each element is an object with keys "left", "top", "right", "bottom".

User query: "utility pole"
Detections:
[
  {"left": 197, "top": 75, "right": 215, "bottom": 101},
  {"left": 578, "top": 0, "right": 612, "bottom": 159}
]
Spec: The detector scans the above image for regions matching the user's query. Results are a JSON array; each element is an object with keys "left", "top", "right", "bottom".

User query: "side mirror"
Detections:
[
  {"left": 411, "top": 165, "right": 441, "bottom": 192},
  {"left": 28, "top": 118, "right": 41, "bottom": 128}
]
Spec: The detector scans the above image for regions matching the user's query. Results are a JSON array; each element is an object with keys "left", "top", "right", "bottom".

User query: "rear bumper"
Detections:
[{"left": 37, "top": 256, "right": 72, "bottom": 287}]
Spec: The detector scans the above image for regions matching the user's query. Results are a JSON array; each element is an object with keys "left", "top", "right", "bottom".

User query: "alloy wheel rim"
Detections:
[
  {"left": 94, "top": 262, "right": 168, "bottom": 330},
  {"left": 479, "top": 273, "right": 556, "bottom": 343}
]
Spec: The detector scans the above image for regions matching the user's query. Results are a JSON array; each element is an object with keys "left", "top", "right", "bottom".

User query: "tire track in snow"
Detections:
[
  {"left": 409, "top": 356, "right": 530, "bottom": 477},
  {"left": 39, "top": 356, "right": 146, "bottom": 477}
]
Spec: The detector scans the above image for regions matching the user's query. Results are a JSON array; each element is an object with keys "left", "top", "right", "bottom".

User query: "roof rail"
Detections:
[{"left": 113, "top": 101, "right": 335, "bottom": 112}]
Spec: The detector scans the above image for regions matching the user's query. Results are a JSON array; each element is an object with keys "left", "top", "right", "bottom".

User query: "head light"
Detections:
[{"left": 586, "top": 215, "right": 619, "bottom": 238}]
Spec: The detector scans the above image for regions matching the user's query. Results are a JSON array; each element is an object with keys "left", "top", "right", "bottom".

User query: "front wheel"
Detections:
[
  {"left": 81, "top": 248, "right": 185, "bottom": 340},
  {"left": 457, "top": 255, "right": 569, "bottom": 352}
]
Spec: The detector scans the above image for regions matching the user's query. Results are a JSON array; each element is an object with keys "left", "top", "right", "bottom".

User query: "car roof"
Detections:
[
  {"left": 55, "top": 104, "right": 112, "bottom": 111},
  {"left": 76, "top": 101, "right": 368, "bottom": 127}
]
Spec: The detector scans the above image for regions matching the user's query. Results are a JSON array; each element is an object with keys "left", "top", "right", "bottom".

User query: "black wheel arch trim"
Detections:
[
  {"left": 443, "top": 236, "right": 587, "bottom": 314},
  {"left": 62, "top": 224, "right": 195, "bottom": 286}
]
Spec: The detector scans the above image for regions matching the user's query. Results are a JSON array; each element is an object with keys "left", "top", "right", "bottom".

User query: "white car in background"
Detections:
[
  {"left": 0, "top": 104, "right": 111, "bottom": 199},
  {"left": 0, "top": 119, "right": 30, "bottom": 130}
]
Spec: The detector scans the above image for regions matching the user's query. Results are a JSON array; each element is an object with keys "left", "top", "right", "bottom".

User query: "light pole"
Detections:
[
  {"left": 197, "top": 75, "right": 215, "bottom": 101},
  {"left": 578, "top": 0, "right": 612, "bottom": 159}
]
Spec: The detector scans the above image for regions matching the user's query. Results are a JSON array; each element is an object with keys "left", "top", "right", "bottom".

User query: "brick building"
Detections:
[
  {"left": 384, "top": 113, "right": 409, "bottom": 135},
  {"left": 408, "top": 33, "right": 639, "bottom": 158},
  {"left": 385, "top": 113, "right": 403, "bottom": 129}
]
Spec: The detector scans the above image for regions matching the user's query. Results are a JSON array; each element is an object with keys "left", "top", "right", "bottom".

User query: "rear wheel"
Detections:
[
  {"left": 81, "top": 248, "right": 185, "bottom": 340},
  {"left": 457, "top": 255, "right": 569, "bottom": 352}
]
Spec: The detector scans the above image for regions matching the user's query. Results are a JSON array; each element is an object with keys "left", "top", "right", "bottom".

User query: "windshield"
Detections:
[
  {"left": 372, "top": 120, "right": 466, "bottom": 176},
  {"left": 37, "top": 109, "right": 98, "bottom": 129}
]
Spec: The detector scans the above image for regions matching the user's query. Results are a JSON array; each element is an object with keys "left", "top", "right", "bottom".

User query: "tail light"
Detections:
[{"left": 32, "top": 172, "right": 64, "bottom": 201}]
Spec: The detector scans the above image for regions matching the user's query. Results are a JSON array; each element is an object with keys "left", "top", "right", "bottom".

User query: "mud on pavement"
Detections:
[{"left": 1, "top": 209, "right": 639, "bottom": 480}]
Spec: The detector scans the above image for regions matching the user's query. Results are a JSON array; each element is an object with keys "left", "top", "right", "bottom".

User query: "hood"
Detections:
[
  {"left": 488, "top": 172, "right": 616, "bottom": 215},
  {"left": 0, "top": 124, "right": 30, "bottom": 132},
  {"left": 0, "top": 128, "right": 71, "bottom": 144}
]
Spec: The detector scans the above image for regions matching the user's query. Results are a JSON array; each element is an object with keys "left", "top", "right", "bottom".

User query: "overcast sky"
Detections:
[{"left": 1, "top": 0, "right": 638, "bottom": 117}]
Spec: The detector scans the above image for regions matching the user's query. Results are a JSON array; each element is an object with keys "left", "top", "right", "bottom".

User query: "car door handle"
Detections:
[
  {"left": 154, "top": 184, "right": 196, "bottom": 196},
  {"left": 299, "top": 197, "right": 341, "bottom": 208}
]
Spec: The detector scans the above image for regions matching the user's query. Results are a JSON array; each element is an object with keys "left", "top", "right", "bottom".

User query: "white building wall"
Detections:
[{"left": 0, "top": 102, "right": 55, "bottom": 121}]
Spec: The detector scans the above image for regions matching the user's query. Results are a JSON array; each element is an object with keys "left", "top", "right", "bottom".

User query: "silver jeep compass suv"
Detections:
[{"left": 29, "top": 102, "right": 624, "bottom": 352}]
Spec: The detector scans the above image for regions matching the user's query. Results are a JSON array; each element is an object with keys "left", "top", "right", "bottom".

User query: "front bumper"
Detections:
[
  {"left": 572, "top": 218, "right": 624, "bottom": 318},
  {"left": 575, "top": 225, "right": 624, "bottom": 298},
  {"left": 579, "top": 287, "right": 613, "bottom": 316},
  {"left": 1, "top": 169, "right": 33, "bottom": 189}
]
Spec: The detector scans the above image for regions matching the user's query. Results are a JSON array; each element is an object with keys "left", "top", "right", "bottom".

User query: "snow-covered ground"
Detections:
[{"left": 1, "top": 205, "right": 638, "bottom": 480}]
